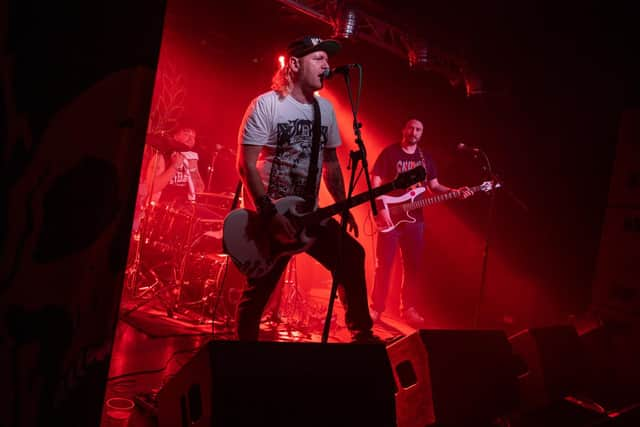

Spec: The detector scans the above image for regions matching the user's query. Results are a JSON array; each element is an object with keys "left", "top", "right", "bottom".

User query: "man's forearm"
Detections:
[
  {"left": 237, "top": 145, "right": 268, "bottom": 206},
  {"left": 323, "top": 160, "right": 347, "bottom": 202},
  {"left": 239, "top": 165, "right": 267, "bottom": 203}
]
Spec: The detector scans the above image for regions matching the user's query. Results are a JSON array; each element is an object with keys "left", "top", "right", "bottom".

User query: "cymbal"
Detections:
[
  {"left": 197, "top": 218, "right": 224, "bottom": 225},
  {"left": 195, "top": 192, "right": 235, "bottom": 201},
  {"left": 146, "top": 133, "right": 191, "bottom": 153}
]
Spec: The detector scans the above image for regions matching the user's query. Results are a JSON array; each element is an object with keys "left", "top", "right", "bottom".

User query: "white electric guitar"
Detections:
[
  {"left": 223, "top": 166, "right": 426, "bottom": 278},
  {"left": 375, "top": 180, "right": 500, "bottom": 233}
]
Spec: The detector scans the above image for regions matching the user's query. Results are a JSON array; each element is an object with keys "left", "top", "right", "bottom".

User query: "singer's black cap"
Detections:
[{"left": 287, "top": 35, "right": 341, "bottom": 58}]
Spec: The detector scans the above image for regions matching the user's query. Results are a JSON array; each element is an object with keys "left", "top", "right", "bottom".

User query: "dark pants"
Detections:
[
  {"left": 371, "top": 221, "right": 425, "bottom": 313},
  {"left": 236, "top": 218, "right": 373, "bottom": 341}
]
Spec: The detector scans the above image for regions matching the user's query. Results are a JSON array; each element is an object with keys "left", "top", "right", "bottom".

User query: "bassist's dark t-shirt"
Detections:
[{"left": 371, "top": 143, "right": 437, "bottom": 223}]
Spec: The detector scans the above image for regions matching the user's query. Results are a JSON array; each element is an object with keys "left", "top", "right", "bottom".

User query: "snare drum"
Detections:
[{"left": 195, "top": 192, "right": 235, "bottom": 209}]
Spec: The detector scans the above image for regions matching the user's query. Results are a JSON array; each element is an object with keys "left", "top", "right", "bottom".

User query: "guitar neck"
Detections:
[
  {"left": 404, "top": 184, "right": 483, "bottom": 211},
  {"left": 304, "top": 181, "right": 399, "bottom": 226}
]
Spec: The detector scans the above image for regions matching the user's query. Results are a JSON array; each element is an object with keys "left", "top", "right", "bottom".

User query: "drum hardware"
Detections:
[
  {"left": 122, "top": 259, "right": 183, "bottom": 319},
  {"left": 264, "top": 257, "right": 334, "bottom": 337},
  {"left": 165, "top": 252, "right": 239, "bottom": 326},
  {"left": 125, "top": 137, "right": 241, "bottom": 328},
  {"left": 125, "top": 198, "right": 239, "bottom": 326},
  {"left": 172, "top": 201, "right": 200, "bottom": 306}
]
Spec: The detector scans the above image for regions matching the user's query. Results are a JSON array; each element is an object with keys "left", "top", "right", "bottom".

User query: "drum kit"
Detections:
[
  {"left": 125, "top": 191, "right": 242, "bottom": 324},
  {"left": 123, "top": 131, "right": 243, "bottom": 325}
]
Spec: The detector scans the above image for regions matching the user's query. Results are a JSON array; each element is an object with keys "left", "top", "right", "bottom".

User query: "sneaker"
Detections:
[
  {"left": 402, "top": 307, "right": 425, "bottom": 325},
  {"left": 351, "top": 330, "right": 384, "bottom": 344},
  {"left": 369, "top": 308, "right": 381, "bottom": 323}
]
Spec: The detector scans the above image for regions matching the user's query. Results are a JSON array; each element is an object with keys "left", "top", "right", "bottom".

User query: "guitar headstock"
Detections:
[
  {"left": 479, "top": 180, "right": 502, "bottom": 192},
  {"left": 394, "top": 166, "right": 426, "bottom": 189}
]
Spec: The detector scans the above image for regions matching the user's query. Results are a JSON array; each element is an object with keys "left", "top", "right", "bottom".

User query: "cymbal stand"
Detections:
[
  {"left": 198, "top": 256, "right": 237, "bottom": 327},
  {"left": 125, "top": 146, "right": 163, "bottom": 298},
  {"left": 274, "top": 257, "right": 329, "bottom": 338},
  {"left": 172, "top": 202, "right": 198, "bottom": 305},
  {"left": 122, "top": 147, "right": 188, "bottom": 318},
  {"left": 205, "top": 150, "right": 220, "bottom": 193}
]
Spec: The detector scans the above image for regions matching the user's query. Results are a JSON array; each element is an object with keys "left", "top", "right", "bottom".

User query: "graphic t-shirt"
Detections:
[
  {"left": 238, "top": 90, "right": 341, "bottom": 205},
  {"left": 371, "top": 143, "right": 437, "bottom": 222},
  {"left": 159, "top": 150, "right": 198, "bottom": 205}
]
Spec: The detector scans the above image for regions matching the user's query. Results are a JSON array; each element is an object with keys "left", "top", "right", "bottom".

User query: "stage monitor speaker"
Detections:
[
  {"left": 386, "top": 329, "right": 519, "bottom": 427},
  {"left": 508, "top": 324, "right": 587, "bottom": 411},
  {"left": 157, "top": 340, "right": 396, "bottom": 427}
]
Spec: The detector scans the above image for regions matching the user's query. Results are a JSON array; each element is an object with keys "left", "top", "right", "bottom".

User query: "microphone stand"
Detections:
[
  {"left": 321, "top": 65, "right": 376, "bottom": 343},
  {"left": 473, "top": 150, "right": 499, "bottom": 328}
]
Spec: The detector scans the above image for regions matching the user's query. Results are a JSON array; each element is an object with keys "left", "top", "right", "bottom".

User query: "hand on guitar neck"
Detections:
[{"left": 455, "top": 186, "right": 474, "bottom": 199}]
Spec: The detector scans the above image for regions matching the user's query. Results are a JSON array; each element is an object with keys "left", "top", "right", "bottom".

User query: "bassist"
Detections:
[{"left": 369, "top": 119, "right": 473, "bottom": 326}]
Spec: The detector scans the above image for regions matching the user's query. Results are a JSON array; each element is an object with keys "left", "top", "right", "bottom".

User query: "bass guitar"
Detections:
[
  {"left": 375, "top": 180, "right": 500, "bottom": 233},
  {"left": 223, "top": 166, "right": 426, "bottom": 278}
]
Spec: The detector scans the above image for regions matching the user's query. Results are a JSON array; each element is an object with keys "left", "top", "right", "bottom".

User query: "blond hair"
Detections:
[{"left": 271, "top": 62, "right": 294, "bottom": 97}]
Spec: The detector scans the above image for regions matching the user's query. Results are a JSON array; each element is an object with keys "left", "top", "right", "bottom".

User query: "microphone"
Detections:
[
  {"left": 322, "top": 64, "right": 359, "bottom": 79},
  {"left": 456, "top": 142, "right": 481, "bottom": 154}
]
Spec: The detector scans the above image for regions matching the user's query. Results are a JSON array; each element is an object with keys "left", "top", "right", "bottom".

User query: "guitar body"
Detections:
[
  {"left": 222, "top": 196, "right": 318, "bottom": 279},
  {"left": 376, "top": 187, "right": 426, "bottom": 233}
]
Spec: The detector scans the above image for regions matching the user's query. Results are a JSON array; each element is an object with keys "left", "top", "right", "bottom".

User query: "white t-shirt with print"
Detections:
[{"left": 238, "top": 90, "right": 341, "bottom": 201}]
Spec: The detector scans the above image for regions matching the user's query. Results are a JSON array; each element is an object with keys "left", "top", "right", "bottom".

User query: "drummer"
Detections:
[
  {"left": 143, "top": 126, "right": 205, "bottom": 206},
  {"left": 132, "top": 126, "right": 205, "bottom": 237}
]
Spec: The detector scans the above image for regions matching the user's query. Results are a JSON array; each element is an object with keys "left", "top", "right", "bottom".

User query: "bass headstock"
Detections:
[{"left": 479, "top": 180, "right": 502, "bottom": 192}]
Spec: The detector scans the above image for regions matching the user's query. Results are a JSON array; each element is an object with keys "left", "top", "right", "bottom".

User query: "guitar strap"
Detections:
[
  {"left": 416, "top": 146, "right": 429, "bottom": 185},
  {"left": 302, "top": 98, "right": 322, "bottom": 211}
]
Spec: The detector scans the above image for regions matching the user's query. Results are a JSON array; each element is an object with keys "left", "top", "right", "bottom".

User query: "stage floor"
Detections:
[
  {"left": 102, "top": 284, "right": 418, "bottom": 427},
  {"left": 101, "top": 285, "right": 640, "bottom": 427}
]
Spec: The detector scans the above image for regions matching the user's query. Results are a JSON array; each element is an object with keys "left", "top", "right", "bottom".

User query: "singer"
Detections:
[
  {"left": 369, "top": 119, "right": 473, "bottom": 326},
  {"left": 233, "top": 35, "right": 380, "bottom": 343}
]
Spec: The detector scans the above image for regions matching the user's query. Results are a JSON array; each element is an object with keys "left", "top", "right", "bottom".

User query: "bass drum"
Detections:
[
  {"left": 143, "top": 202, "right": 195, "bottom": 256},
  {"left": 178, "top": 232, "right": 245, "bottom": 320}
]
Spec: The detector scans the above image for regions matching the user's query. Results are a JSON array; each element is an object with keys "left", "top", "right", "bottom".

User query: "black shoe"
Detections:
[{"left": 351, "top": 330, "right": 384, "bottom": 344}]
